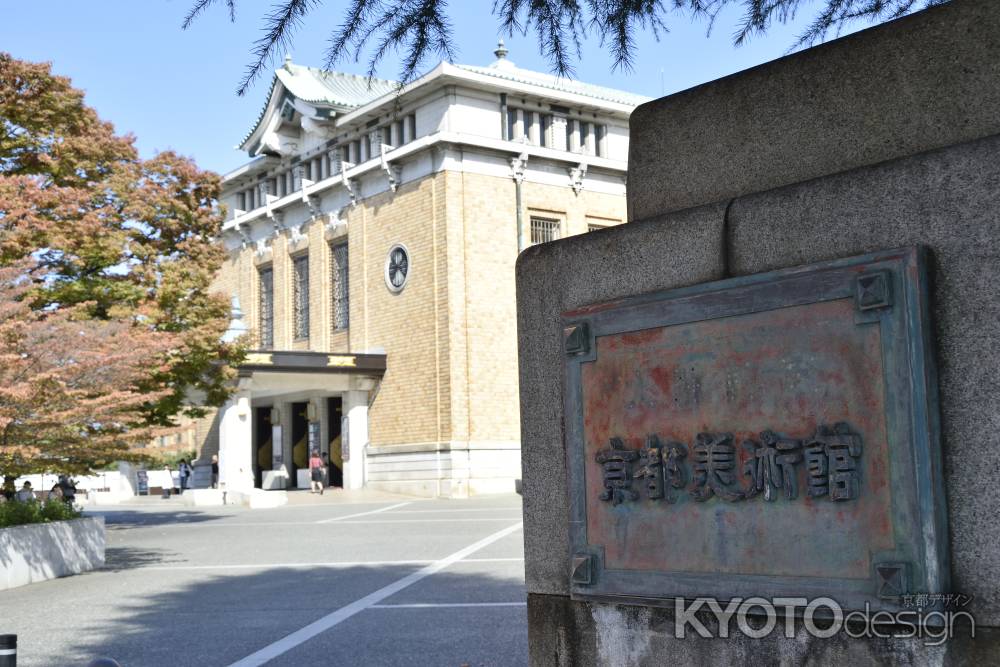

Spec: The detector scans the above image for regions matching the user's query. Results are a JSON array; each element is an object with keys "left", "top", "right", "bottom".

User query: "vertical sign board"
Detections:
[
  {"left": 272, "top": 424, "right": 283, "bottom": 470},
  {"left": 308, "top": 422, "right": 320, "bottom": 453},
  {"left": 562, "top": 248, "right": 948, "bottom": 613},
  {"left": 136, "top": 470, "right": 149, "bottom": 496},
  {"left": 341, "top": 416, "right": 350, "bottom": 463}
]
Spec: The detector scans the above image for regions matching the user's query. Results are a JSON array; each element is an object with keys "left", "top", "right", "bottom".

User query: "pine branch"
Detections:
[
  {"left": 237, "top": 0, "right": 321, "bottom": 96},
  {"left": 180, "top": 0, "right": 950, "bottom": 92},
  {"left": 182, "top": 0, "right": 236, "bottom": 30}
]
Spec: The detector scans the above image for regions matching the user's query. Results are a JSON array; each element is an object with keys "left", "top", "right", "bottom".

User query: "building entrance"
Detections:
[
  {"left": 290, "top": 401, "right": 309, "bottom": 488},
  {"left": 253, "top": 407, "right": 272, "bottom": 489},
  {"left": 327, "top": 397, "right": 344, "bottom": 488}
]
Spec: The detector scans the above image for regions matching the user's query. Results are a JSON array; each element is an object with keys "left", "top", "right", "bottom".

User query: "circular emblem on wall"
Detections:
[{"left": 384, "top": 243, "right": 410, "bottom": 292}]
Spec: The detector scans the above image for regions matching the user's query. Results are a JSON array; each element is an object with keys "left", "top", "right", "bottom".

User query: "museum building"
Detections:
[{"left": 194, "top": 43, "right": 648, "bottom": 497}]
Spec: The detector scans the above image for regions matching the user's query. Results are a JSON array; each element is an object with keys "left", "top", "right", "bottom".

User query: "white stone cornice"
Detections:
[
  {"left": 510, "top": 151, "right": 528, "bottom": 184},
  {"left": 380, "top": 143, "right": 402, "bottom": 192},
  {"left": 224, "top": 131, "right": 626, "bottom": 231},
  {"left": 339, "top": 162, "right": 358, "bottom": 206},
  {"left": 568, "top": 162, "right": 587, "bottom": 196}
]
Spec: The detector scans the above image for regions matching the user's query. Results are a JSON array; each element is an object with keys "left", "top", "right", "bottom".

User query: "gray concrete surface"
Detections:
[
  {"left": 517, "top": 1, "right": 1000, "bottom": 662},
  {"left": 515, "top": 201, "right": 727, "bottom": 597},
  {"left": 0, "top": 493, "right": 526, "bottom": 666},
  {"left": 727, "top": 131, "right": 1000, "bottom": 627},
  {"left": 1, "top": 517, "right": 105, "bottom": 590},
  {"left": 627, "top": 0, "right": 1000, "bottom": 222}
]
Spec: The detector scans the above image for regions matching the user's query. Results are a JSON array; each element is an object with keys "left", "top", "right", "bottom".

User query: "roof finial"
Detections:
[
  {"left": 284, "top": 53, "right": 293, "bottom": 71},
  {"left": 494, "top": 39, "right": 508, "bottom": 60}
]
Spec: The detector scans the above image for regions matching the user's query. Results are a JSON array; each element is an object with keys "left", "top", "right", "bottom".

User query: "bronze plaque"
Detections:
[{"left": 561, "top": 248, "right": 947, "bottom": 612}]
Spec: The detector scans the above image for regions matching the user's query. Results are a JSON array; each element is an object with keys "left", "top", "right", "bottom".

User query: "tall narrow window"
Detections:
[
  {"left": 595, "top": 124, "right": 606, "bottom": 157},
  {"left": 530, "top": 217, "right": 561, "bottom": 245},
  {"left": 293, "top": 255, "right": 310, "bottom": 341},
  {"left": 259, "top": 267, "right": 274, "bottom": 349},
  {"left": 331, "top": 243, "right": 349, "bottom": 331}
]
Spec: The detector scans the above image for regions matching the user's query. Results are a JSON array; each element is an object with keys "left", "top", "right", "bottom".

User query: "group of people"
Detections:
[
  {"left": 162, "top": 458, "right": 195, "bottom": 495},
  {"left": 0, "top": 475, "right": 76, "bottom": 504}
]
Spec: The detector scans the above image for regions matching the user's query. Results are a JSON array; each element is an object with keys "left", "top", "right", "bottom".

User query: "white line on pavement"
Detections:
[
  {"left": 314, "top": 501, "right": 413, "bottom": 523},
  {"left": 135, "top": 557, "right": 523, "bottom": 572},
  {"left": 370, "top": 602, "right": 527, "bottom": 609},
  {"left": 110, "top": 516, "right": 521, "bottom": 529},
  {"left": 227, "top": 522, "right": 523, "bottom": 667},
  {"left": 396, "top": 506, "right": 521, "bottom": 514},
  {"left": 317, "top": 517, "right": 519, "bottom": 524}
]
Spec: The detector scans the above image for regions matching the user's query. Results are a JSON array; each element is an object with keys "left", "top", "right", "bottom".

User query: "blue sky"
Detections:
[{"left": 1, "top": 1, "right": 867, "bottom": 174}]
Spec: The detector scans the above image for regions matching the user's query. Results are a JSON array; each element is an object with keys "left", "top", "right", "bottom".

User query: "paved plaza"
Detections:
[{"left": 2, "top": 492, "right": 527, "bottom": 666}]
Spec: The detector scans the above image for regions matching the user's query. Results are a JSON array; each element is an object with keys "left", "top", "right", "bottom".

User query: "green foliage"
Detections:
[
  {"left": 0, "top": 498, "right": 81, "bottom": 528},
  {"left": 0, "top": 55, "right": 248, "bottom": 480},
  {"left": 143, "top": 449, "right": 198, "bottom": 469}
]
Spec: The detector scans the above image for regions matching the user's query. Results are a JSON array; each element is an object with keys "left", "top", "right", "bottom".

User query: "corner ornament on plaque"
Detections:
[{"left": 561, "top": 248, "right": 947, "bottom": 614}]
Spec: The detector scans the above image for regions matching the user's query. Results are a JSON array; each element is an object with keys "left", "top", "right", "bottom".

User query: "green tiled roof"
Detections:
[
  {"left": 455, "top": 62, "right": 650, "bottom": 107},
  {"left": 240, "top": 63, "right": 398, "bottom": 149},
  {"left": 276, "top": 63, "right": 398, "bottom": 107}
]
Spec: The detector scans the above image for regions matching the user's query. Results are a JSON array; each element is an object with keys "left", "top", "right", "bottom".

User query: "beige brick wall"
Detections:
[
  {"left": 344, "top": 173, "right": 452, "bottom": 447},
  {"left": 445, "top": 172, "right": 626, "bottom": 444},
  {"left": 192, "top": 168, "right": 625, "bottom": 462}
]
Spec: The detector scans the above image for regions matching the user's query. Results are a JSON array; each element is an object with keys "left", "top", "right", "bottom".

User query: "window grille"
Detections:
[
  {"left": 258, "top": 267, "right": 274, "bottom": 349},
  {"left": 588, "top": 223, "right": 607, "bottom": 233},
  {"left": 293, "top": 255, "right": 310, "bottom": 340},
  {"left": 331, "top": 243, "right": 349, "bottom": 331},
  {"left": 530, "top": 217, "right": 561, "bottom": 245}
]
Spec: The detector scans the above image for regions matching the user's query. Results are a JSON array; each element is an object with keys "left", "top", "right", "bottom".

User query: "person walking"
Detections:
[
  {"left": 15, "top": 481, "right": 35, "bottom": 502},
  {"left": 309, "top": 450, "right": 325, "bottom": 495},
  {"left": 178, "top": 459, "right": 192, "bottom": 493},
  {"left": 211, "top": 454, "right": 219, "bottom": 489},
  {"left": 321, "top": 452, "right": 331, "bottom": 489},
  {"left": 166, "top": 465, "right": 178, "bottom": 495},
  {"left": 57, "top": 475, "right": 76, "bottom": 504}
]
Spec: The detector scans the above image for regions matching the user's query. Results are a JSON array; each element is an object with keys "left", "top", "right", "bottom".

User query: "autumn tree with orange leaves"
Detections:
[
  {"left": 0, "top": 261, "right": 174, "bottom": 476},
  {"left": 0, "top": 54, "right": 244, "bottom": 477}
]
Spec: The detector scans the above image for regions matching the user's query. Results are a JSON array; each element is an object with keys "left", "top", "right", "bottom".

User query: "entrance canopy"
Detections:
[
  {"left": 219, "top": 350, "right": 386, "bottom": 493},
  {"left": 237, "top": 350, "right": 386, "bottom": 399}
]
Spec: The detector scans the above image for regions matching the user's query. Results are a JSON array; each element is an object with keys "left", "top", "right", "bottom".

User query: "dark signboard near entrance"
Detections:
[{"left": 561, "top": 247, "right": 948, "bottom": 613}]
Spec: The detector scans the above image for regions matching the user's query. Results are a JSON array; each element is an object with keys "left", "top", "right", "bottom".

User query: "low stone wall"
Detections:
[
  {"left": 0, "top": 517, "right": 105, "bottom": 591},
  {"left": 366, "top": 442, "right": 522, "bottom": 498}
]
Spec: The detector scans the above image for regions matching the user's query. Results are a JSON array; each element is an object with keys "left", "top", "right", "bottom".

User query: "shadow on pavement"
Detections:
[
  {"left": 36, "top": 564, "right": 528, "bottom": 667},
  {"left": 103, "top": 545, "right": 185, "bottom": 571},
  {"left": 91, "top": 509, "right": 227, "bottom": 530}
]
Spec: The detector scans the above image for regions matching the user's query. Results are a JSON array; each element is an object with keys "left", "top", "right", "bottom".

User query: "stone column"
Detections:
[
  {"left": 568, "top": 119, "right": 581, "bottom": 153},
  {"left": 528, "top": 111, "right": 540, "bottom": 145},
  {"left": 218, "top": 390, "right": 254, "bottom": 493},
  {"left": 514, "top": 109, "right": 525, "bottom": 141},
  {"left": 343, "top": 390, "right": 369, "bottom": 490},
  {"left": 550, "top": 116, "right": 568, "bottom": 151}
]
